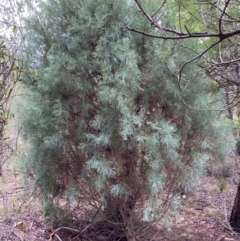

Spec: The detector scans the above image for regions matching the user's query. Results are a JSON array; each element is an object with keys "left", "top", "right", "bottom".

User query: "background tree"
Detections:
[
  {"left": 0, "top": 0, "right": 22, "bottom": 171},
  {"left": 17, "top": 0, "right": 233, "bottom": 240},
  {"left": 129, "top": 0, "right": 240, "bottom": 109}
]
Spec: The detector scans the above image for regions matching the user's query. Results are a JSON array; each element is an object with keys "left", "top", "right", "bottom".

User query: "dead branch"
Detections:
[
  {"left": 151, "top": 0, "right": 166, "bottom": 18},
  {"left": 130, "top": 0, "right": 240, "bottom": 41},
  {"left": 48, "top": 205, "right": 103, "bottom": 241},
  {"left": 128, "top": 0, "right": 240, "bottom": 107},
  {"left": 178, "top": 39, "right": 222, "bottom": 90},
  {"left": 49, "top": 227, "right": 80, "bottom": 241},
  {"left": 218, "top": 0, "right": 230, "bottom": 34}
]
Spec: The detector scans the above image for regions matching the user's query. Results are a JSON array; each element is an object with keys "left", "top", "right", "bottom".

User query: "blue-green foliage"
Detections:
[{"left": 18, "top": 0, "right": 233, "bottom": 222}]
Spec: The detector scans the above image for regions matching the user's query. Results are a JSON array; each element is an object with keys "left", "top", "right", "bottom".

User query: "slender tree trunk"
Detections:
[
  {"left": 103, "top": 153, "right": 138, "bottom": 241},
  {"left": 230, "top": 181, "right": 240, "bottom": 232},
  {"left": 236, "top": 141, "right": 240, "bottom": 156},
  {"left": 104, "top": 196, "right": 137, "bottom": 241},
  {"left": 120, "top": 208, "right": 137, "bottom": 241}
]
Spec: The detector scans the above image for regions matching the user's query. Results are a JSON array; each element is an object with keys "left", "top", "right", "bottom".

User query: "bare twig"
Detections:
[
  {"left": 209, "top": 58, "right": 240, "bottom": 67},
  {"left": 128, "top": 24, "right": 240, "bottom": 40},
  {"left": 130, "top": 0, "right": 240, "bottom": 93},
  {"left": 131, "top": 0, "right": 240, "bottom": 40},
  {"left": 72, "top": 204, "right": 102, "bottom": 240},
  {"left": 49, "top": 227, "right": 80, "bottom": 241},
  {"left": 54, "top": 233, "right": 62, "bottom": 241},
  {"left": 151, "top": 0, "right": 166, "bottom": 18},
  {"left": 178, "top": 39, "right": 222, "bottom": 90},
  {"left": 208, "top": 0, "right": 238, "bottom": 21},
  {"left": 218, "top": 0, "right": 230, "bottom": 34}
]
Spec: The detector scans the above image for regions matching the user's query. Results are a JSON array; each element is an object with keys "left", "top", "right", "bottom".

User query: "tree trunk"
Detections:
[
  {"left": 236, "top": 141, "right": 240, "bottom": 156},
  {"left": 230, "top": 181, "right": 240, "bottom": 232},
  {"left": 104, "top": 196, "right": 137, "bottom": 241},
  {"left": 119, "top": 206, "right": 137, "bottom": 241}
]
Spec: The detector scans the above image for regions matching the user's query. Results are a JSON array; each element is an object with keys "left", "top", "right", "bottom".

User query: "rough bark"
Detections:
[
  {"left": 230, "top": 181, "right": 240, "bottom": 232},
  {"left": 119, "top": 206, "right": 137, "bottom": 241},
  {"left": 236, "top": 141, "right": 240, "bottom": 156},
  {"left": 104, "top": 196, "right": 137, "bottom": 241}
]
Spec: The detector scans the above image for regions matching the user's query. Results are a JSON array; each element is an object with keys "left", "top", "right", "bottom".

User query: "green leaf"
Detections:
[
  {"left": 4, "top": 109, "right": 10, "bottom": 119},
  {"left": 12, "top": 25, "right": 17, "bottom": 33}
]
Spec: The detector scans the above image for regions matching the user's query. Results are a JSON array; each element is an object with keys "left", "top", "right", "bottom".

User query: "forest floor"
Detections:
[{"left": 1, "top": 150, "right": 240, "bottom": 241}]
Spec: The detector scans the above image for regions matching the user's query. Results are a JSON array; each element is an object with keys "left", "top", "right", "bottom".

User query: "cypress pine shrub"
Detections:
[{"left": 17, "top": 0, "right": 233, "bottom": 240}]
